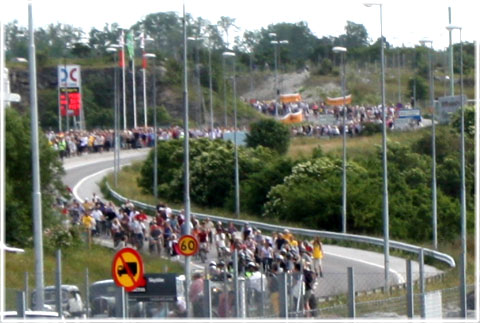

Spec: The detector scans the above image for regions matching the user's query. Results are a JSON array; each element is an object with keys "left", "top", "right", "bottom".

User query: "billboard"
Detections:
[
  {"left": 437, "top": 95, "right": 467, "bottom": 124},
  {"left": 58, "top": 65, "right": 82, "bottom": 118}
]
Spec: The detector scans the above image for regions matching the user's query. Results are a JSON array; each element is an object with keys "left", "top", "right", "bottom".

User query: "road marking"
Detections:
[
  {"left": 72, "top": 167, "right": 113, "bottom": 203},
  {"left": 324, "top": 251, "right": 406, "bottom": 284}
]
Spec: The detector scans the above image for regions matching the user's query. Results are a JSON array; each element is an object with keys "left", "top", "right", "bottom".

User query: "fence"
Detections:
[{"left": 8, "top": 252, "right": 476, "bottom": 319}]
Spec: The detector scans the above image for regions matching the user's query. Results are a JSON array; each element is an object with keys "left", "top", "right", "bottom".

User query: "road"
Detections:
[{"left": 62, "top": 149, "right": 442, "bottom": 298}]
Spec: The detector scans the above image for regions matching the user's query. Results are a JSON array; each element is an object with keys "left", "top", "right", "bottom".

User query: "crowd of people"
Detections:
[
  {"left": 61, "top": 190, "right": 325, "bottom": 318},
  {"left": 250, "top": 99, "right": 422, "bottom": 137},
  {"left": 46, "top": 126, "right": 248, "bottom": 160}
]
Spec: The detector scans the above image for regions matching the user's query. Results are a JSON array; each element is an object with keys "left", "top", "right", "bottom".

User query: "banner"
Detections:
[
  {"left": 280, "top": 111, "right": 303, "bottom": 124},
  {"left": 280, "top": 93, "right": 302, "bottom": 103},
  {"left": 126, "top": 31, "right": 135, "bottom": 59},
  {"left": 326, "top": 94, "right": 352, "bottom": 106}
]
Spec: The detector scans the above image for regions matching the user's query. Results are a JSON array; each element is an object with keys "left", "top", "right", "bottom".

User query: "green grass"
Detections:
[{"left": 5, "top": 242, "right": 183, "bottom": 310}]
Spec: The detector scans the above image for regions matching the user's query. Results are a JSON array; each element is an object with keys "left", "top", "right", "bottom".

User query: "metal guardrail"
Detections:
[{"left": 106, "top": 182, "right": 456, "bottom": 268}]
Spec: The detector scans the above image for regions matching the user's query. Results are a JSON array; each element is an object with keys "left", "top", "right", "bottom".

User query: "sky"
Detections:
[{"left": 1, "top": 0, "right": 479, "bottom": 50}]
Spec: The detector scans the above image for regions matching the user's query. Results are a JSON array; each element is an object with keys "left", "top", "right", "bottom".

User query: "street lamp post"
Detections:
[
  {"left": 446, "top": 24, "right": 467, "bottom": 318},
  {"left": 365, "top": 2, "right": 389, "bottom": 292},
  {"left": 222, "top": 52, "right": 239, "bottom": 220},
  {"left": 182, "top": 3, "right": 192, "bottom": 316},
  {"left": 28, "top": 2, "right": 45, "bottom": 310},
  {"left": 333, "top": 46, "right": 347, "bottom": 234},
  {"left": 144, "top": 53, "right": 157, "bottom": 199},
  {"left": 207, "top": 41, "right": 214, "bottom": 139},
  {"left": 420, "top": 39, "right": 437, "bottom": 250},
  {"left": 106, "top": 45, "right": 121, "bottom": 187},
  {"left": 269, "top": 33, "right": 289, "bottom": 118}
]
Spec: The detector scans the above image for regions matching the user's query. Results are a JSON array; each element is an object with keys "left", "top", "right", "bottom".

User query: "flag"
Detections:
[
  {"left": 126, "top": 31, "right": 135, "bottom": 59},
  {"left": 142, "top": 54, "right": 147, "bottom": 69},
  {"left": 119, "top": 49, "right": 125, "bottom": 68}
]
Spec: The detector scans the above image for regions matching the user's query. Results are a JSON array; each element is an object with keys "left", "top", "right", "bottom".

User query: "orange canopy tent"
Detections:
[
  {"left": 326, "top": 94, "right": 352, "bottom": 106},
  {"left": 280, "top": 93, "right": 302, "bottom": 104},
  {"left": 280, "top": 110, "right": 304, "bottom": 124}
]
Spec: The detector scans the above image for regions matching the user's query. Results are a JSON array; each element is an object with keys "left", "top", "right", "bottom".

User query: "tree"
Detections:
[
  {"left": 246, "top": 119, "right": 290, "bottom": 154},
  {"left": 5, "top": 109, "right": 65, "bottom": 247},
  {"left": 217, "top": 16, "right": 238, "bottom": 49},
  {"left": 337, "top": 21, "right": 368, "bottom": 48}
]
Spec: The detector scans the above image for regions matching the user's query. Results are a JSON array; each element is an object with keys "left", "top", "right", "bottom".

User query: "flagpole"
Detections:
[
  {"left": 141, "top": 28, "right": 148, "bottom": 128},
  {"left": 121, "top": 30, "right": 127, "bottom": 131},
  {"left": 132, "top": 42, "right": 137, "bottom": 129}
]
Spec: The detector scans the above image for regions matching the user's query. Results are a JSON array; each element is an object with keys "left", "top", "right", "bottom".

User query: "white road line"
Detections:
[
  {"left": 324, "top": 251, "right": 406, "bottom": 284},
  {"left": 72, "top": 167, "right": 114, "bottom": 203}
]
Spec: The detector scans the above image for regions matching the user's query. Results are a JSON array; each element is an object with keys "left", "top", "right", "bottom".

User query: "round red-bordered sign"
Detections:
[
  {"left": 177, "top": 235, "right": 199, "bottom": 256},
  {"left": 112, "top": 247, "right": 145, "bottom": 292}
]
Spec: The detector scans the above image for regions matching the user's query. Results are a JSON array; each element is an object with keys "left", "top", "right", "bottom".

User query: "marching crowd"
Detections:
[
  {"left": 46, "top": 126, "right": 247, "bottom": 160},
  {"left": 251, "top": 99, "right": 421, "bottom": 137},
  {"left": 62, "top": 191, "right": 325, "bottom": 318}
]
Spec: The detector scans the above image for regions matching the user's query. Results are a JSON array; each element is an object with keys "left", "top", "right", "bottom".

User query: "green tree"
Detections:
[
  {"left": 5, "top": 109, "right": 64, "bottom": 247},
  {"left": 246, "top": 119, "right": 290, "bottom": 154}
]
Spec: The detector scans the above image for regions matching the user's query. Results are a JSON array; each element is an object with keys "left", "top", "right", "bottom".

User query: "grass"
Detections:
[
  {"left": 5, "top": 241, "right": 183, "bottom": 310},
  {"left": 287, "top": 126, "right": 432, "bottom": 160}
]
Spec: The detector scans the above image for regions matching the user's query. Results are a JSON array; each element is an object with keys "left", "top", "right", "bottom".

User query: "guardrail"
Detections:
[{"left": 106, "top": 182, "right": 456, "bottom": 268}]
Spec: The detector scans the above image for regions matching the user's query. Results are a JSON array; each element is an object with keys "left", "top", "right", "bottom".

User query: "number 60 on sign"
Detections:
[{"left": 177, "top": 235, "right": 198, "bottom": 257}]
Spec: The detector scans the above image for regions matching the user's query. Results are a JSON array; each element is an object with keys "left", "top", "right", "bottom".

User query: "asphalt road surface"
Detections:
[{"left": 62, "top": 149, "right": 442, "bottom": 298}]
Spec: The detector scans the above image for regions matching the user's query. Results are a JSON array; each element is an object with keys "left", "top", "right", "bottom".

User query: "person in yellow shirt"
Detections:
[{"left": 312, "top": 237, "right": 324, "bottom": 278}]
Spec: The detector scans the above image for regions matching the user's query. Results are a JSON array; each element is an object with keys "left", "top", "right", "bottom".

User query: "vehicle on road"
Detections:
[
  {"left": 3, "top": 310, "right": 60, "bottom": 319},
  {"left": 31, "top": 284, "right": 84, "bottom": 318}
]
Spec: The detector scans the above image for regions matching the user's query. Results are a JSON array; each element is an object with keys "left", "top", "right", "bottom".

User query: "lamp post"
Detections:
[
  {"left": 333, "top": 46, "right": 348, "bottom": 234},
  {"left": 106, "top": 45, "right": 121, "bottom": 188},
  {"left": 27, "top": 2, "right": 45, "bottom": 310},
  {"left": 182, "top": 3, "right": 192, "bottom": 316},
  {"left": 207, "top": 40, "right": 214, "bottom": 139},
  {"left": 419, "top": 39, "right": 437, "bottom": 250},
  {"left": 144, "top": 53, "right": 157, "bottom": 199},
  {"left": 364, "top": 2, "right": 389, "bottom": 292},
  {"left": 187, "top": 36, "right": 203, "bottom": 126},
  {"left": 222, "top": 51, "right": 240, "bottom": 219},
  {"left": 446, "top": 24, "right": 467, "bottom": 318},
  {"left": 447, "top": 7, "right": 454, "bottom": 95},
  {"left": 269, "top": 33, "right": 289, "bottom": 118}
]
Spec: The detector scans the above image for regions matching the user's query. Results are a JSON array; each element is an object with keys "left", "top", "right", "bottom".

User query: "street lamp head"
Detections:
[
  {"left": 144, "top": 53, "right": 156, "bottom": 58},
  {"left": 419, "top": 39, "right": 432, "bottom": 46},
  {"left": 270, "top": 40, "right": 279, "bottom": 45},
  {"left": 332, "top": 46, "right": 347, "bottom": 53},
  {"left": 279, "top": 40, "right": 289, "bottom": 44},
  {"left": 364, "top": 3, "right": 381, "bottom": 7},
  {"left": 187, "top": 36, "right": 197, "bottom": 41},
  {"left": 446, "top": 25, "right": 462, "bottom": 31},
  {"left": 106, "top": 47, "right": 118, "bottom": 53},
  {"left": 268, "top": 32, "right": 277, "bottom": 38},
  {"left": 222, "top": 51, "right": 236, "bottom": 57}
]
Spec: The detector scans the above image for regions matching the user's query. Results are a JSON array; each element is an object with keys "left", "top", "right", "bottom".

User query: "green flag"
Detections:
[{"left": 126, "top": 31, "right": 134, "bottom": 59}]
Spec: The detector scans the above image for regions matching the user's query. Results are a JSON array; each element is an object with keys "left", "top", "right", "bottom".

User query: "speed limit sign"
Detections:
[{"left": 177, "top": 235, "right": 199, "bottom": 257}]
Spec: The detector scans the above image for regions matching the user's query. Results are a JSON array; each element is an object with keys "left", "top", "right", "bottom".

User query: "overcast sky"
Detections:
[{"left": 2, "top": 0, "right": 478, "bottom": 50}]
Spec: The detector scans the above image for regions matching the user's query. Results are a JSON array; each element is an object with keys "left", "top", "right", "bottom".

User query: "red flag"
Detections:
[
  {"left": 119, "top": 50, "right": 125, "bottom": 68},
  {"left": 142, "top": 54, "right": 147, "bottom": 69}
]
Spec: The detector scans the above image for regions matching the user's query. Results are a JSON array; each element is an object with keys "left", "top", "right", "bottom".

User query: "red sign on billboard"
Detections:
[{"left": 59, "top": 87, "right": 81, "bottom": 117}]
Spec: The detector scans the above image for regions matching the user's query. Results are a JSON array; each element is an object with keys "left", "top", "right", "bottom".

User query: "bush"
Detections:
[
  {"left": 246, "top": 119, "right": 290, "bottom": 154},
  {"left": 361, "top": 122, "right": 382, "bottom": 136}
]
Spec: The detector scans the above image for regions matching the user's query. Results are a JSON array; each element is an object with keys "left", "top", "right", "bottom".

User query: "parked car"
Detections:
[
  {"left": 3, "top": 310, "right": 60, "bottom": 319},
  {"left": 31, "top": 285, "right": 84, "bottom": 317}
]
